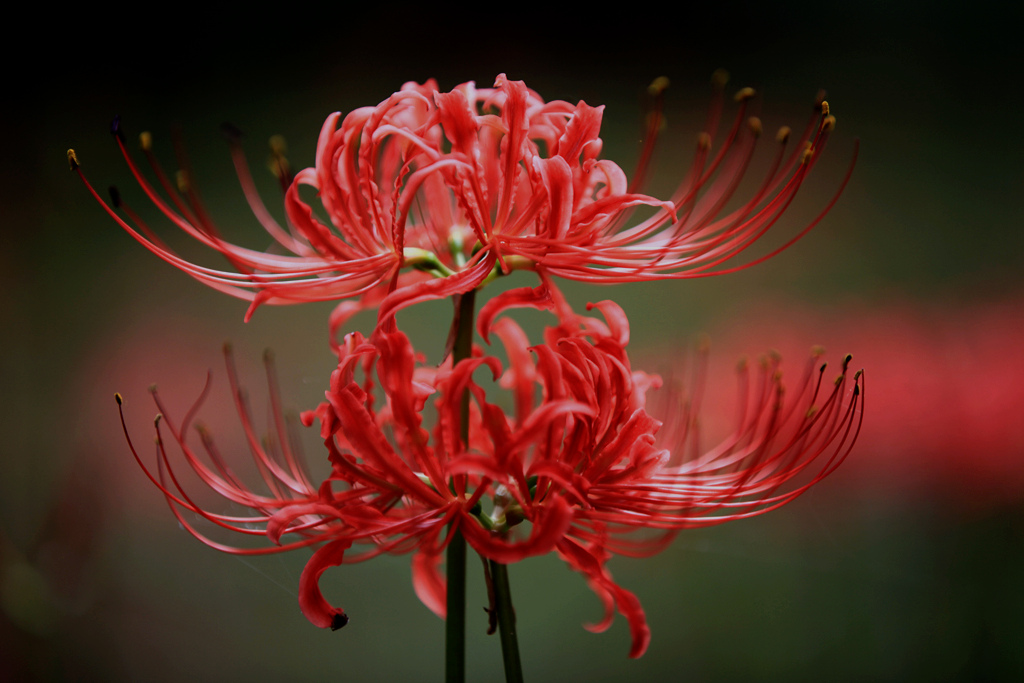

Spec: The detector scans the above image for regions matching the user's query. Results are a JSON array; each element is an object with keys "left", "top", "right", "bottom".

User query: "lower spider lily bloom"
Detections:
[
  {"left": 71, "top": 72, "right": 853, "bottom": 322},
  {"left": 118, "top": 289, "right": 862, "bottom": 658}
]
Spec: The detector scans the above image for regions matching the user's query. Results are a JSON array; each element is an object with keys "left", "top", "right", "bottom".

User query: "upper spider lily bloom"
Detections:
[
  {"left": 119, "top": 287, "right": 862, "bottom": 658},
  {"left": 70, "top": 73, "right": 852, "bottom": 322}
]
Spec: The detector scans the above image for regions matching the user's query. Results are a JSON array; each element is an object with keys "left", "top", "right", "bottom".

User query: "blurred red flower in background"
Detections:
[{"left": 703, "top": 296, "right": 1024, "bottom": 506}]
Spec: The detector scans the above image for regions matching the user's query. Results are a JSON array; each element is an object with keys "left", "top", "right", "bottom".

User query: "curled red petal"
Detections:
[
  {"left": 299, "top": 539, "right": 352, "bottom": 630},
  {"left": 459, "top": 496, "right": 573, "bottom": 565},
  {"left": 556, "top": 538, "right": 651, "bottom": 658},
  {"left": 411, "top": 548, "right": 447, "bottom": 619},
  {"left": 476, "top": 283, "right": 554, "bottom": 343}
]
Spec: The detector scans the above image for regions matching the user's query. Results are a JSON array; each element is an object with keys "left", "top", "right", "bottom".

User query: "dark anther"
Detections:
[
  {"left": 108, "top": 186, "right": 121, "bottom": 208},
  {"left": 220, "top": 122, "right": 243, "bottom": 142},
  {"left": 110, "top": 115, "right": 125, "bottom": 141},
  {"left": 330, "top": 611, "right": 349, "bottom": 630}
]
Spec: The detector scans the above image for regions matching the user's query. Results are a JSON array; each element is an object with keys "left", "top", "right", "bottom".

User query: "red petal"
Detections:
[
  {"left": 411, "top": 548, "right": 446, "bottom": 619},
  {"left": 299, "top": 539, "right": 352, "bottom": 630}
]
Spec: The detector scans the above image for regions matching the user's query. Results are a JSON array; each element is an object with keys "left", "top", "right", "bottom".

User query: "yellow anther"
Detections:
[
  {"left": 800, "top": 142, "right": 814, "bottom": 164},
  {"left": 711, "top": 68, "right": 729, "bottom": 89},
  {"left": 697, "top": 132, "right": 712, "bottom": 150},
  {"left": 734, "top": 86, "right": 756, "bottom": 102},
  {"left": 66, "top": 148, "right": 79, "bottom": 170},
  {"left": 820, "top": 100, "right": 830, "bottom": 116},
  {"left": 140, "top": 131, "right": 153, "bottom": 151},
  {"left": 747, "top": 116, "right": 763, "bottom": 136},
  {"left": 269, "top": 134, "right": 287, "bottom": 155},
  {"left": 648, "top": 76, "right": 670, "bottom": 96},
  {"left": 776, "top": 126, "right": 791, "bottom": 144},
  {"left": 822, "top": 115, "right": 836, "bottom": 132}
]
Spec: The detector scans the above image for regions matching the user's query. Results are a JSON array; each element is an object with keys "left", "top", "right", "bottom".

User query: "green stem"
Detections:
[
  {"left": 445, "top": 530, "right": 466, "bottom": 683},
  {"left": 489, "top": 560, "right": 524, "bottom": 683},
  {"left": 446, "top": 288, "right": 477, "bottom": 683}
]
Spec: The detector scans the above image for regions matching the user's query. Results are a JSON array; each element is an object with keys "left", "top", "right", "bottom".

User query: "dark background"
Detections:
[{"left": 4, "top": 2, "right": 1023, "bottom": 680}]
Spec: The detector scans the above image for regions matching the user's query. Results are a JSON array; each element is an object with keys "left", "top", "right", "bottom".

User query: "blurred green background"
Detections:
[{"left": 5, "top": 2, "right": 1024, "bottom": 680}]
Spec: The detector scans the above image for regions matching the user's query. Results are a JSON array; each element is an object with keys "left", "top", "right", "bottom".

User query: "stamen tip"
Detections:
[
  {"left": 221, "top": 122, "right": 243, "bottom": 141},
  {"left": 263, "top": 348, "right": 275, "bottom": 363},
  {"left": 648, "top": 76, "right": 670, "bottom": 96},
  {"left": 697, "top": 132, "right": 712, "bottom": 151},
  {"left": 821, "top": 115, "right": 836, "bottom": 132},
  {"left": 148, "top": 383, "right": 158, "bottom": 394},
  {"left": 66, "top": 148, "right": 79, "bottom": 171},
  {"left": 733, "top": 87, "right": 756, "bottom": 103},
  {"left": 747, "top": 116, "right": 762, "bottom": 136},
  {"left": 820, "top": 100, "right": 830, "bottom": 117},
  {"left": 108, "top": 186, "right": 121, "bottom": 208},
  {"left": 811, "top": 345, "right": 825, "bottom": 357},
  {"left": 711, "top": 68, "right": 729, "bottom": 89},
  {"left": 110, "top": 115, "right": 124, "bottom": 141},
  {"left": 139, "top": 131, "right": 152, "bottom": 151},
  {"left": 800, "top": 143, "right": 814, "bottom": 164},
  {"left": 114, "top": 392, "right": 123, "bottom": 405},
  {"left": 330, "top": 612, "right": 349, "bottom": 630},
  {"left": 269, "top": 134, "right": 287, "bottom": 155},
  {"left": 775, "top": 126, "right": 792, "bottom": 144}
]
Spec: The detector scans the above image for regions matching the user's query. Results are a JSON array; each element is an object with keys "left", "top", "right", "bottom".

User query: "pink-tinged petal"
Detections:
[
  {"left": 299, "top": 539, "right": 352, "bottom": 630},
  {"left": 411, "top": 548, "right": 447, "bottom": 619},
  {"left": 493, "top": 74, "right": 531, "bottom": 231},
  {"left": 434, "top": 89, "right": 479, "bottom": 158},
  {"left": 585, "top": 300, "right": 631, "bottom": 348},
  {"left": 555, "top": 101, "right": 604, "bottom": 168},
  {"left": 532, "top": 156, "right": 574, "bottom": 239}
]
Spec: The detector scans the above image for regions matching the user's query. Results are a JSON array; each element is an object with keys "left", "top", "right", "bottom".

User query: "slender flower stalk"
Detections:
[{"left": 446, "top": 287, "right": 475, "bottom": 683}]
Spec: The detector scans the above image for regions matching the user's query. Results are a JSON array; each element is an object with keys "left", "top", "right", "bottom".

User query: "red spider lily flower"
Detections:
[
  {"left": 70, "top": 73, "right": 853, "bottom": 322},
  {"left": 118, "top": 286, "right": 862, "bottom": 658}
]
